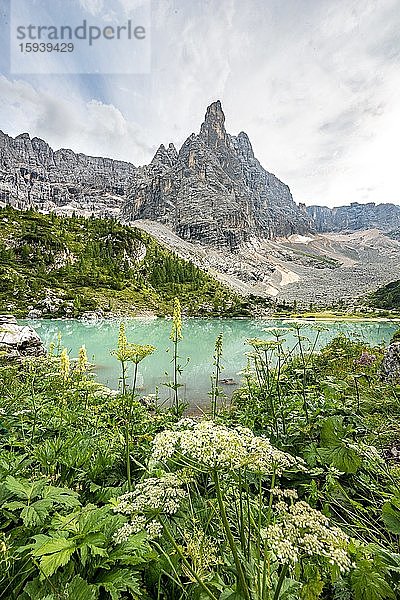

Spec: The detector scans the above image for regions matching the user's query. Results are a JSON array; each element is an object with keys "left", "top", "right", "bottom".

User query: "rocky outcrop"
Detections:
[
  {"left": 0, "top": 315, "right": 46, "bottom": 357},
  {"left": 307, "top": 203, "right": 400, "bottom": 234},
  {"left": 122, "top": 101, "right": 313, "bottom": 250},
  {"left": 0, "top": 131, "right": 136, "bottom": 218},
  {"left": 382, "top": 331, "right": 400, "bottom": 382}
]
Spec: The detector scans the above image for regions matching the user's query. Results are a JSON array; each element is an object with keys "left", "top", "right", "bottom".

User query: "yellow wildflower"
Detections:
[
  {"left": 170, "top": 297, "right": 182, "bottom": 341},
  {"left": 76, "top": 345, "right": 88, "bottom": 374},
  {"left": 59, "top": 348, "right": 70, "bottom": 381}
]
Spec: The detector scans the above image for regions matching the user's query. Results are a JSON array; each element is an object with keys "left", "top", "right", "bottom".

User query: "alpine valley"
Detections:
[{"left": 1, "top": 100, "right": 400, "bottom": 312}]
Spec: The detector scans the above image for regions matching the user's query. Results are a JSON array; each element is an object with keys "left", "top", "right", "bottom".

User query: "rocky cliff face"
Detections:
[
  {"left": 307, "top": 202, "right": 400, "bottom": 233},
  {"left": 0, "top": 131, "right": 136, "bottom": 217},
  {"left": 2, "top": 101, "right": 400, "bottom": 252},
  {"left": 122, "top": 101, "right": 313, "bottom": 249}
]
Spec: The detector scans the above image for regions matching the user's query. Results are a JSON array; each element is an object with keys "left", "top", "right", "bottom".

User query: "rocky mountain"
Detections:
[
  {"left": 307, "top": 202, "right": 400, "bottom": 234},
  {"left": 0, "top": 131, "right": 135, "bottom": 218},
  {"left": 1, "top": 99, "right": 399, "bottom": 268},
  {"left": 122, "top": 101, "right": 312, "bottom": 249},
  {"left": 0, "top": 101, "right": 313, "bottom": 250}
]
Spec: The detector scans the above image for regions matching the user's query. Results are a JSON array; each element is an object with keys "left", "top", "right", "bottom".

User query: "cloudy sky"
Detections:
[{"left": 1, "top": 0, "right": 399, "bottom": 207}]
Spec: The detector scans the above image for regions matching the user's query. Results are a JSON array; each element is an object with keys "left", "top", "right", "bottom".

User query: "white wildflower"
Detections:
[
  {"left": 270, "top": 487, "right": 298, "bottom": 500},
  {"left": 113, "top": 516, "right": 146, "bottom": 543},
  {"left": 262, "top": 500, "right": 351, "bottom": 573},
  {"left": 146, "top": 519, "right": 163, "bottom": 539},
  {"left": 113, "top": 473, "right": 187, "bottom": 516},
  {"left": 114, "top": 517, "right": 163, "bottom": 544},
  {"left": 152, "top": 420, "right": 304, "bottom": 475}
]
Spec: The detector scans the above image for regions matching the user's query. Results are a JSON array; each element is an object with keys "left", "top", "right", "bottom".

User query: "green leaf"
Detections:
[
  {"left": 33, "top": 536, "right": 76, "bottom": 578},
  {"left": 39, "top": 546, "right": 75, "bottom": 578},
  {"left": 21, "top": 499, "right": 52, "bottom": 527},
  {"left": 300, "top": 565, "right": 324, "bottom": 600},
  {"left": 320, "top": 417, "right": 345, "bottom": 446},
  {"left": 96, "top": 569, "right": 142, "bottom": 600},
  {"left": 22, "top": 575, "right": 57, "bottom": 600},
  {"left": 382, "top": 501, "right": 400, "bottom": 534},
  {"left": 5, "top": 476, "right": 31, "bottom": 499},
  {"left": 219, "top": 592, "right": 246, "bottom": 600},
  {"left": 318, "top": 445, "right": 361, "bottom": 474},
  {"left": 2, "top": 500, "right": 26, "bottom": 510},
  {"left": 66, "top": 575, "right": 96, "bottom": 600},
  {"left": 301, "top": 578, "right": 324, "bottom": 600},
  {"left": 351, "top": 560, "right": 395, "bottom": 600},
  {"left": 33, "top": 536, "right": 74, "bottom": 557},
  {"left": 43, "top": 485, "right": 80, "bottom": 508}
]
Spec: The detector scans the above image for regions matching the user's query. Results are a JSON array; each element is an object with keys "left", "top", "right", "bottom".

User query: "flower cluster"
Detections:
[
  {"left": 76, "top": 345, "right": 88, "bottom": 374},
  {"left": 113, "top": 473, "right": 187, "bottom": 517},
  {"left": 262, "top": 500, "right": 351, "bottom": 572},
  {"left": 59, "top": 348, "right": 70, "bottom": 381},
  {"left": 270, "top": 487, "right": 298, "bottom": 500},
  {"left": 355, "top": 351, "right": 376, "bottom": 367},
  {"left": 111, "top": 323, "right": 155, "bottom": 364},
  {"left": 182, "top": 527, "right": 221, "bottom": 581},
  {"left": 113, "top": 517, "right": 163, "bottom": 543},
  {"left": 151, "top": 420, "right": 304, "bottom": 475},
  {"left": 247, "top": 338, "right": 283, "bottom": 350},
  {"left": 170, "top": 297, "right": 182, "bottom": 341}
]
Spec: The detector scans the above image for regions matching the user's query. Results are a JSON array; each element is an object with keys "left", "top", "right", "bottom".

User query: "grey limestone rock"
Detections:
[
  {"left": 382, "top": 341, "right": 400, "bottom": 382},
  {"left": 307, "top": 202, "right": 400, "bottom": 234},
  {"left": 122, "top": 101, "right": 313, "bottom": 249},
  {"left": 0, "top": 315, "right": 46, "bottom": 357},
  {"left": 2, "top": 101, "right": 400, "bottom": 255},
  {"left": 0, "top": 130, "right": 136, "bottom": 218}
]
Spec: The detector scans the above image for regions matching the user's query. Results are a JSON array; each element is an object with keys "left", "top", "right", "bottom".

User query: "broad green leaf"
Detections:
[
  {"left": 66, "top": 575, "right": 96, "bottom": 600},
  {"left": 320, "top": 417, "right": 344, "bottom": 446},
  {"left": 21, "top": 499, "right": 52, "bottom": 527},
  {"left": 38, "top": 546, "right": 75, "bottom": 578},
  {"left": 382, "top": 501, "right": 400, "bottom": 535},
  {"left": 351, "top": 560, "right": 395, "bottom": 600},
  {"left": 33, "top": 536, "right": 75, "bottom": 558},
  {"left": 5, "top": 476, "right": 31, "bottom": 500},
  {"left": 300, "top": 578, "right": 324, "bottom": 600},
  {"left": 96, "top": 568, "right": 142, "bottom": 600},
  {"left": 2, "top": 500, "right": 26, "bottom": 510},
  {"left": 318, "top": 445, "right": 361, "bottom": 474},
  {"left": 43, "top": 485, "right": 80, "bottom": 508},
  {"left": 33, "top": 535, "right": 76, "bottom": 578}
]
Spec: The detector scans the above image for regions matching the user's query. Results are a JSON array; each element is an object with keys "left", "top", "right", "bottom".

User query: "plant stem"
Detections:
[
  {"left": 273, "top": 564, "right": 288, "bottom": 600},
  {"left": 126, "top": 362, "right": 139, "bottom": 492},
  {"left": 213, "top": 470, "right": 251, "bottom": 600},
  {"left": 173, "top": 335, "right": 179, "bottom": 415}
]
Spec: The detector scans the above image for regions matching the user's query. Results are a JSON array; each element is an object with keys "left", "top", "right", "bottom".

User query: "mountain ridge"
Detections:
[{"left": 1, "top": 101, "right": 399, "bottom": 251}]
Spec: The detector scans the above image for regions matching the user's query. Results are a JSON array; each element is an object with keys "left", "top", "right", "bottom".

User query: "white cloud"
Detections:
[
  {"left": 2, "top": 0, "right": 400, "bottom": 206},
  {"left": 0, "top": 76, "right": 154, "bottom": 164}
]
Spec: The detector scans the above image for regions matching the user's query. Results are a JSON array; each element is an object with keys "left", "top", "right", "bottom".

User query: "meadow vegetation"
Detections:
[
  {"left": 0, "top": 207, "right": 254, "bottom": 318},
  {"left": 1, "top": 303, "right": 400, "bottom": 599}
]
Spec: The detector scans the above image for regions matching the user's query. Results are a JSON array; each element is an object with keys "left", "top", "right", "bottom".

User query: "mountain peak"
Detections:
[
  {"left": 199, "top": 100, "right": 227, "bottom": 148},
  {"left": 151, "top": 143, "right": 178, "bottom": 167}
]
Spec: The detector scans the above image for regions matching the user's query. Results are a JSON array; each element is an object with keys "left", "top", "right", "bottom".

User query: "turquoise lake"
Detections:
[{"left": 20, "top": 318, "right": 399, "bottom": 408}]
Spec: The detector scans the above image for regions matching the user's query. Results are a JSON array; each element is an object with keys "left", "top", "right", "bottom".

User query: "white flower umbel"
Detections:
[
  {"left": 114, "top": 473, "right": 187, "bottom": 517},
  {"left": 113, "top": 516, "right": 146, "bottom": 543},
  {"left": 261, "top": 500, "right": 351, "bottom": 573},
  {"left": 113, "top": 516, "right": 163, "bottom": 544},
  {"left": 152, "top": 420, "right": 304, "bottom": 475}
]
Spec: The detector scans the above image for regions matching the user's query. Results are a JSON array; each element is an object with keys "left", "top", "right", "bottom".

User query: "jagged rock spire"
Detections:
[{"left": 199, "top": 100, "right": 227, "bottom": 148}]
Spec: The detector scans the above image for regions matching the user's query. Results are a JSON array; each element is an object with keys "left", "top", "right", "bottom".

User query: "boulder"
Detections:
[
  {"left": 0, "top": 315, "right": 46, "bottom": 357},
  {"left": 382, "top": 330, "right": 400, "bottom": 382}
]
